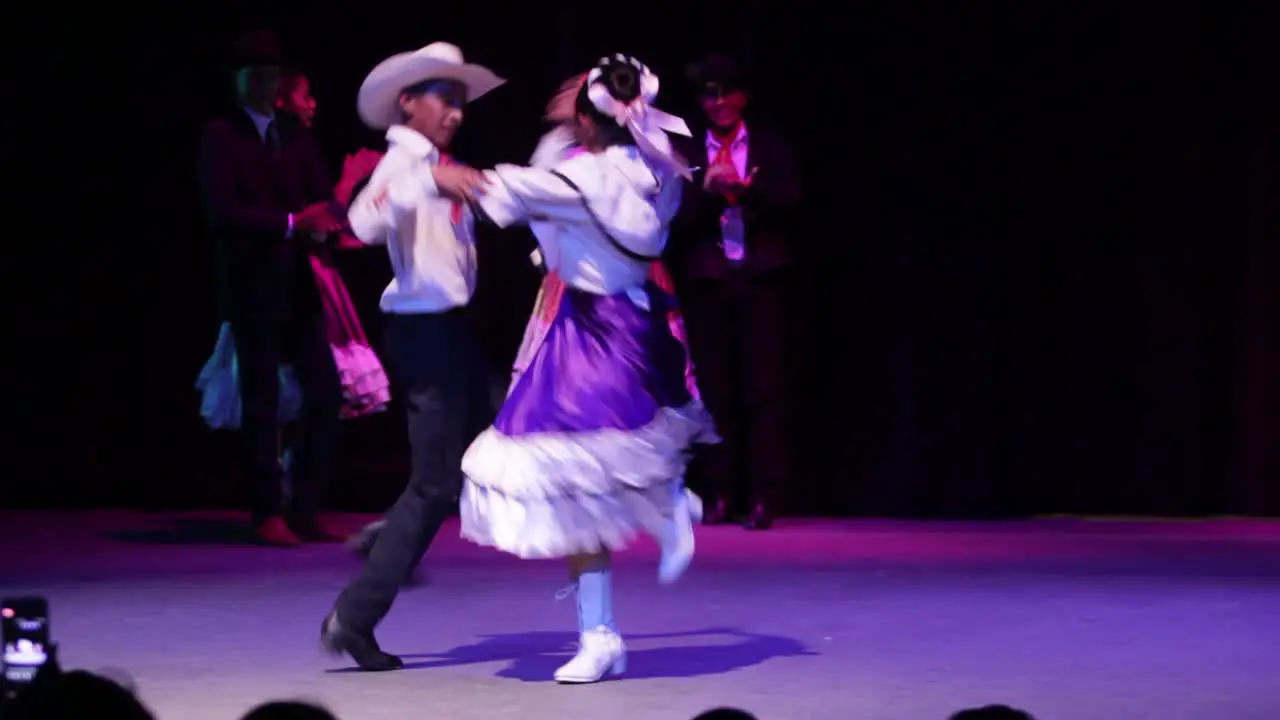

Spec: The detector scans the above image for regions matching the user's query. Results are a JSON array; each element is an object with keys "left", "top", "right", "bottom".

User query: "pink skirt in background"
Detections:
[{"left": 309, "top": 246, "right": 392, "bottom": 418}]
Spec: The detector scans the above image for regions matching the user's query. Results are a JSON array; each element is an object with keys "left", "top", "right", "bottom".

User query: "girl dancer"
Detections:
[
  {"left": 462, "top": 55, "right": 718, "bottom": 683},
  {"left": 510, "top": 72, "right": 700, "bottom": 397}
]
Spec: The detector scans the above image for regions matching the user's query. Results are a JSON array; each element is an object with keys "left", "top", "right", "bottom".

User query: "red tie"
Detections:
[
  {"left": 438, "top": 151, "right": 464, "bottom": 224},
  {"left": 711, "top": 123, "right": 743, "bottom": 205}
]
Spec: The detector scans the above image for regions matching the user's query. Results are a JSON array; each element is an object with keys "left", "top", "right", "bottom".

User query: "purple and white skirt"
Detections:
[{"left": 460, "top": 282, "right": 719, "bottom": 559}]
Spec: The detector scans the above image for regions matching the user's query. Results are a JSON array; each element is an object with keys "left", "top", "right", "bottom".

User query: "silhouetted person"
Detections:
[
  {"left": 240, "top": 700, "right": 339, "bottom": 720},
  {"left": 7, "top": 669, "right": 154, "bottom": 720},
  {"left": 950, "top": 704, "right": 1036, "bottom": 720},
  {"left": 692, "top": 708, "right": 758, "bottom": 720}
]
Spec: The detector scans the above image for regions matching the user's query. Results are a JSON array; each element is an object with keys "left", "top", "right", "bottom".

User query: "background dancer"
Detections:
[
  {"left": 197, "top": 64, "right": 392, "bottom": 542},
  {"left": 669, "top": 53, "right": 802, "bottom": 530},
  {"left": 195, "top": 30, "right": 347, "bottom": 546}
]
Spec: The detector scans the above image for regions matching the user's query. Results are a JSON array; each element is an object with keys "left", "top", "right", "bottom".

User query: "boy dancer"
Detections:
[{"left": 320, "top": 42, "right": 503, "bottom": 671}]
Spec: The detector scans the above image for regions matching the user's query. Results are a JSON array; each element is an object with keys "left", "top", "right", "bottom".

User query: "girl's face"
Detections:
[{"left": 278, "top": 76, "right": 317, "bottom": 127}]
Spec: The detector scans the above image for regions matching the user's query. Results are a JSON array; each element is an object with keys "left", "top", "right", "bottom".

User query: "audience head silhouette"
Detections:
[
  {"left": 950, "top": 705, "right": 1036, "bottom": 720},
  {"left": 240, "top": 700, "right": 340, "bottom": 720},
  {"left": 7, "top": 669, "right": 155, "bottom": 719},
  {"left": 692, "top": 708, "right": 759, "bottom": 720}
]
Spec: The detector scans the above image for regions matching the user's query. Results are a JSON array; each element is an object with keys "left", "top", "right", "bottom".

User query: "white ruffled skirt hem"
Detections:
[{"left": 459, "top": 401, "right": 717, "bottom": 559}]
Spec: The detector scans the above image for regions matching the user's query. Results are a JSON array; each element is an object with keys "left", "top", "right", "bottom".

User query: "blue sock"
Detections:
[{"left": 576, "top": 569, "right": 614, "bottom": 632}]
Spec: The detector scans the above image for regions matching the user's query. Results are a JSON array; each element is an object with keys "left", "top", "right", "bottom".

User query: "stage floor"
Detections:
[{"left": 2, "top": 512, "right": 1278, "bottom": 720}]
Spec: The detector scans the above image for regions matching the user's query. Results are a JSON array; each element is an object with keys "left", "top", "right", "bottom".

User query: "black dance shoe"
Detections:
[{"left": 320, "top": 611, "right": 403, "bottom": 672}]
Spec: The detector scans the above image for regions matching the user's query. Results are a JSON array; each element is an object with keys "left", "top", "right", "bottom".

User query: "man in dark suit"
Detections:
[
  {"left": 669, "top": 53, "right": 801, "bottom": 530},
  {"left": 197, "top": 30, "right": 346, "bottom": 546}
]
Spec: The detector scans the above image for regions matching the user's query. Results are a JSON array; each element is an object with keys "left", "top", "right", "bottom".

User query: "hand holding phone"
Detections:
[{"left": 2, "top": 597, "right": 51, "bottom": 702}]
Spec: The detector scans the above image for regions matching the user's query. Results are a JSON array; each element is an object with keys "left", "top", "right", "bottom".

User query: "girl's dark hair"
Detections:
[{"left": 575, "top": 59, "right": 641, "bottom": 148}]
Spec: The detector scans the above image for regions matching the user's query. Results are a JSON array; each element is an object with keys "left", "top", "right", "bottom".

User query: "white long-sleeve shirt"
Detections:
[
  {"left": 348, "top": 125, "right": 477, "bottom": 314},
  {"left": 477, "top": 143, "right": 683, "bottom": 297}
]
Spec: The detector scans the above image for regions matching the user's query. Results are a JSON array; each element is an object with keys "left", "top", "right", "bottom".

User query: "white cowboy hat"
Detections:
[{"left": 357, "top": 42, "right": 505, "bottom": 130}]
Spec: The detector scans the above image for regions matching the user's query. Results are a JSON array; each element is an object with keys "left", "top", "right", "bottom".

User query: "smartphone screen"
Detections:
[{"left": 2, "top": 597, "right": 50, "bottom": 697}]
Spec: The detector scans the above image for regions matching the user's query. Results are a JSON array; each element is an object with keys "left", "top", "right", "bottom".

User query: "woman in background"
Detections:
[
  {"left": 278, "top": 69, "right": 385, "bottom": 217},
  {"left": 277, "top": 69, "right": 391, "bottom": 417},
  {"left": 196, "top": 70, "right": 391, "bottom": 447}
]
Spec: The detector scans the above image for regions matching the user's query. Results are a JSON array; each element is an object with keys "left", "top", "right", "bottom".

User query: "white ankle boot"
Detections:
[
  {"left": 554, "top": 626, "right": 626, "bottom": 683},
  {"left": 658, "top": 484, "right": 700, "bottom": 584}
]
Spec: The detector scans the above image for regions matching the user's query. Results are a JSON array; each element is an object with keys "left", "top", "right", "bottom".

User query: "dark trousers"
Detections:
[
  {"left": 682, "top": 269, "right": 790, "bottom": 509},
  {"left": 230, "top": 310, "right": 342, "bottom": 525},
  {"left": 335, "top": 309, "right": 495, "bottom": 633}
]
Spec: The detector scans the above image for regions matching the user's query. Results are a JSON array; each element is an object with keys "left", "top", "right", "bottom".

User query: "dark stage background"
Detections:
[{"left": 13, "top": 2, "right": 1280, "bottom": 517}]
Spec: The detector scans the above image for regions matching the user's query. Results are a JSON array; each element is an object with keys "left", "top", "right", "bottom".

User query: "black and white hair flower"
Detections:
[
  {"left": 586, "top": 54, "right": 661, "bottom": 125},
  {"left": 579, "top": 53, "right": 694, "bottom": 180}
]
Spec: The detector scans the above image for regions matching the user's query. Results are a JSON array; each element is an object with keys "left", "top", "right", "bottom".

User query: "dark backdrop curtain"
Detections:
[{"left": 10, "top": 2, "right": 1279, "bottom": 517}]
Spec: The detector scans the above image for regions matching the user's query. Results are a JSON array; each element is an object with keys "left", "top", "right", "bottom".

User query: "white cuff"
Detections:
[{"left": 475, "top": 171, "right": 521, "bottom": 228}]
